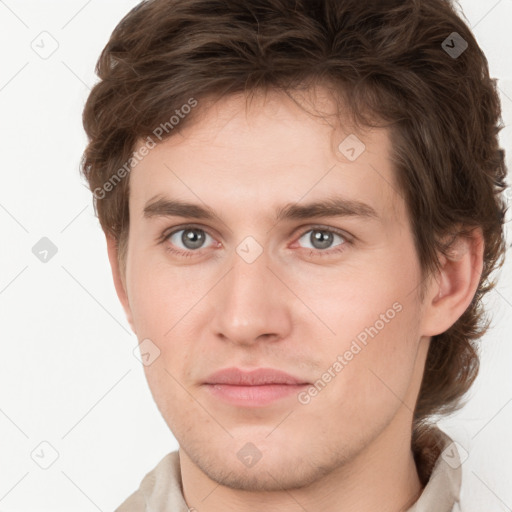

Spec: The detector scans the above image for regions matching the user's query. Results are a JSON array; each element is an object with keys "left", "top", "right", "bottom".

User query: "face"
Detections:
[{"left": 120, "top": 88, "right": 432, "bottom": 491}]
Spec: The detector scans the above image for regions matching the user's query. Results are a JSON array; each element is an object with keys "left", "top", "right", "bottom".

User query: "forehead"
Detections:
[{"left": 128, "top": 88, "right": 405, "bottom": 225}]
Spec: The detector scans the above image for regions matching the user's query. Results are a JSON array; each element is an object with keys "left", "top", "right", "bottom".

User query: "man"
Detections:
[{"left": 80, "top": 0, "right": 507, "bottom": 510}]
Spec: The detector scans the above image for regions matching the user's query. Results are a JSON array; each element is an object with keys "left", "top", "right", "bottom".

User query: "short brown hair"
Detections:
[{"left": 80, "top": 0, "right": 508, "bottom": 466}]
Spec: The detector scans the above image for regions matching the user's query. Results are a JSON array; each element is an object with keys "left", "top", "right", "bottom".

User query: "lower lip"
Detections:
[{"left": 204, "top": 383, "right": 309, "bottom": 407}]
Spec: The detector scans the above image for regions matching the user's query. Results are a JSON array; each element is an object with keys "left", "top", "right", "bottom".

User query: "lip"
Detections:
[
  {"left": 204, "top": 367, "right": 309, "bottom": 386},
  {"left": 203, "top": 367, "right": 310, "bottom": 407}
]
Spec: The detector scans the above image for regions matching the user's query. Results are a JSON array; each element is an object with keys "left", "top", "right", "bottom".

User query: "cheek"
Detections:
[
  {"left": 296, "top": 265, "right": 423, "bottom": 413},
  {"left": 142, "top": 361, "right": 200, "bottom": 437},
  {"left": 126, "top": 250, "right": 197, "bottom": 336},
  {"left": 316, "top": 301, "right": 422, "bottom": 426},
  {"left": 290, "top": 263, "right": 414, "bottom": 343}
]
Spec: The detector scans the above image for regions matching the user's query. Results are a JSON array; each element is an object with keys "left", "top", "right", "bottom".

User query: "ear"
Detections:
[
  {"left": 105, "top": 233, "right": 136, "bottom": 334},
  {"left": 421, "top": 228, "right": 484, "bottom": 337}
]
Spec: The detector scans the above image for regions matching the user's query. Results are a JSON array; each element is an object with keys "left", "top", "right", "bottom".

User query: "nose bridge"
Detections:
[{"left": 212, "top": 241, "right": 291, "bottom": 345}]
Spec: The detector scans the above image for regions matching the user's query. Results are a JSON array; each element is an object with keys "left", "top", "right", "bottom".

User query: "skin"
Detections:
[{"left": 107, "top": 87, "right": 483, "bottom": 512}]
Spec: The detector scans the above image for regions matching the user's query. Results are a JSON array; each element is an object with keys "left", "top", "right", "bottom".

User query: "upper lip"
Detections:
[{"left": 204, "top": 367, "right": 309, "bottom": 386}]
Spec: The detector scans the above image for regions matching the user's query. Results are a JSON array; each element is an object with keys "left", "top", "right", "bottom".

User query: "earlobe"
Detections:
[
  {"left": 105, "top": 233, "right": 136, "bottom": 334},
  {"left": 422, "top": 229, "right": 484, "bottom": 337}
]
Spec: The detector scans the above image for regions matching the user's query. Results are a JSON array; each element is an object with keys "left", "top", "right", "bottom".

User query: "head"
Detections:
[{"left": 81, "top": 0, "right": 507, "bottom": 490}]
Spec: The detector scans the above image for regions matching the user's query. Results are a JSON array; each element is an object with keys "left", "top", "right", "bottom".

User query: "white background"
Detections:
[{"left": 0, "top": 1, "right": 511, "bottom": 510}]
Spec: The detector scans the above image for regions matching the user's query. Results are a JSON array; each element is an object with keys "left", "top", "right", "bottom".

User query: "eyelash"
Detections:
[{"left": 159, "top": 224, "right": 352, "bottom": 259}]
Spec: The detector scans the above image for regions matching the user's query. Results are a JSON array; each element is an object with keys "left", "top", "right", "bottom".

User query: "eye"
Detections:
[
  {"left": 163, "top": 226, "right": 216, "bottom": 257},
  {"left": 160, "top": 224, "right": 350, "bottom": 258},
  {"left": 295, "top": 227, "right": 348, "bottom": 256}
]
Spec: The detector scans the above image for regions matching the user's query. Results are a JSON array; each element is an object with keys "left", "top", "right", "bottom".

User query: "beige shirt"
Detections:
[{"left": 115, "top": 426, "right": 462, "bottom": 512}]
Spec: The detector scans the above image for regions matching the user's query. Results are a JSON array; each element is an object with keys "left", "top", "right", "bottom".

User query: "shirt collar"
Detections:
[{"left": 405, "top": 425, "right": 462, "bottom": 512}]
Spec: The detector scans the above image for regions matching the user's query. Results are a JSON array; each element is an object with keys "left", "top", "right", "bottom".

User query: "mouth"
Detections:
[{"left": 202, "top": 367, "right": 310, "bottom": 407}]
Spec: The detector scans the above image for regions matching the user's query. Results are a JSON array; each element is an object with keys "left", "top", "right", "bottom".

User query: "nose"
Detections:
[{"left": 210, "top": 245, "right": 293, "bottom": 347}]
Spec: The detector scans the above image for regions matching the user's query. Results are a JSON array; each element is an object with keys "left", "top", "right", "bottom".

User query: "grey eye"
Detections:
[
  {"left": 169, "top": 228, "right": 212, "bottom": 250},
  {"left": 297, "top": 229, "right": 345, "bottom": 251}
]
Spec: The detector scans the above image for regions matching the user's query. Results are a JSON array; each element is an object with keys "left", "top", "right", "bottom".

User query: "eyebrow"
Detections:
[{"left": 143, "top": 195, "right": 379, "bottom": 223}]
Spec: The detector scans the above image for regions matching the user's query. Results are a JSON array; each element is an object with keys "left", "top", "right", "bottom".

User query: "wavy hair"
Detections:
[{"left": 80, "top": 0, "right": 508, "bottom": 479}]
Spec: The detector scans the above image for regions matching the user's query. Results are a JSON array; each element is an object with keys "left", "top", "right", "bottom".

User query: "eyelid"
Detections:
[
  {"left": 293, "top": 224, "right": 353, "bottom": 243},
  {"left": 159, "top": 223, "right": 218, "bottom": 243}
]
